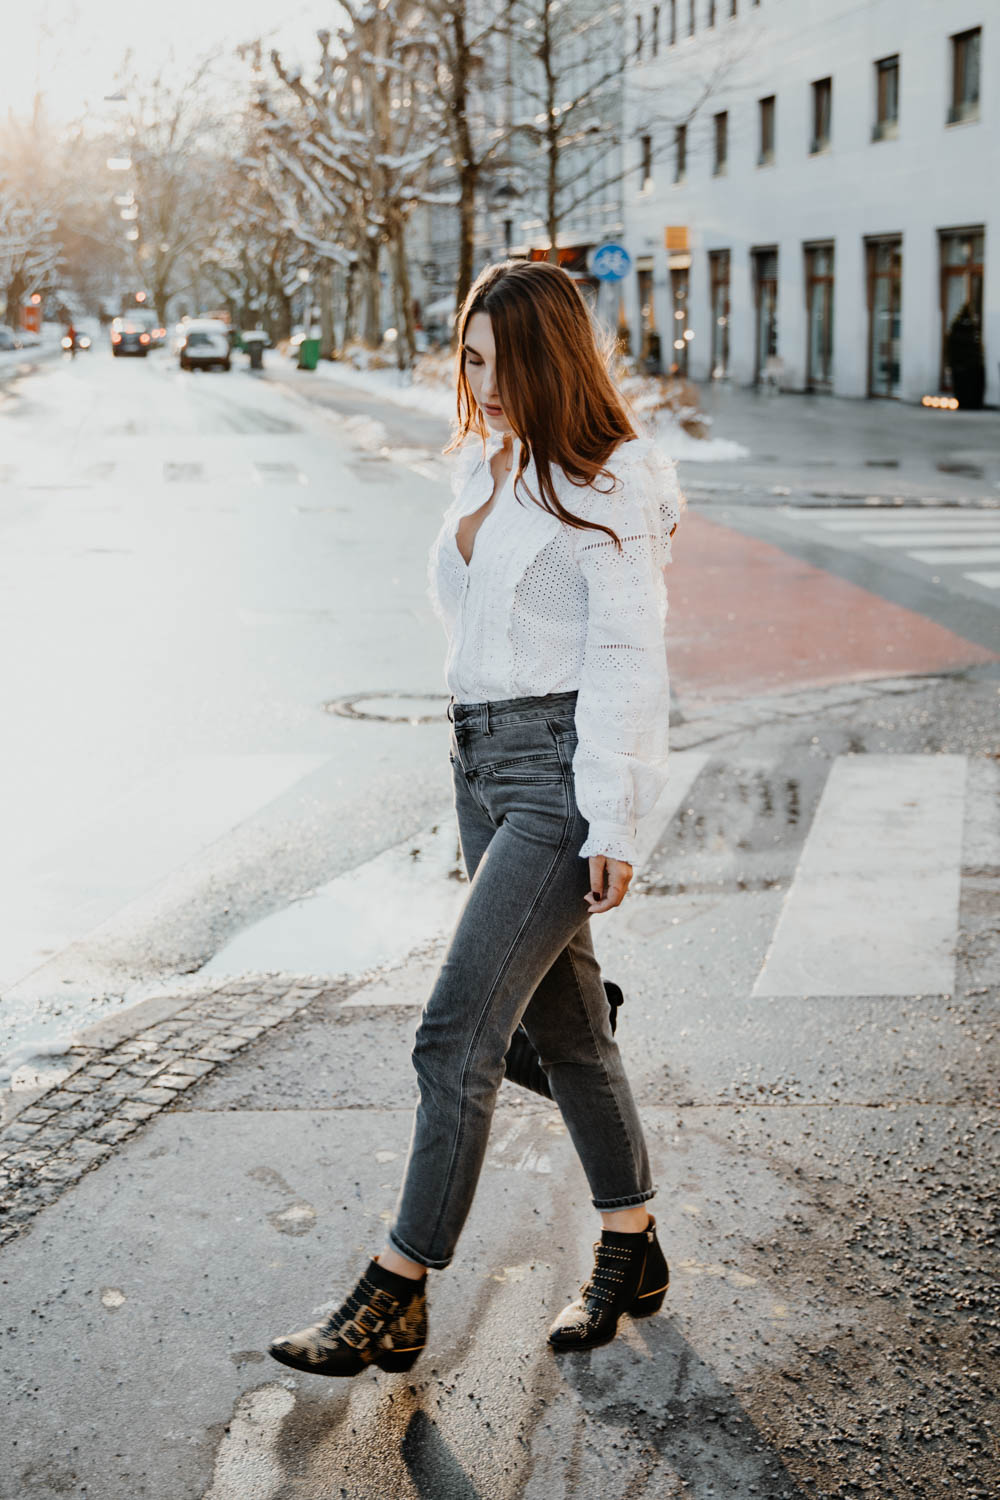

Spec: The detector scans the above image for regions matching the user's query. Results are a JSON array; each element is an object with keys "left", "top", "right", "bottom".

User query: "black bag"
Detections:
[{"left": 502, "top": 980, "right": 624, "bottom": 1100}]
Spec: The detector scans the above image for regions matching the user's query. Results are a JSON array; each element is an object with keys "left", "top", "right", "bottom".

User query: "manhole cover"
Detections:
[{"left": 325, "top": 691, "right": 450, "bottom": 724}]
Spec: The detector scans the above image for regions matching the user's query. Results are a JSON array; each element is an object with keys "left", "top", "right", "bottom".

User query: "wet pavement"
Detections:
[{"left": 1, "top": 351, "right": 998, "bottom": 1499}]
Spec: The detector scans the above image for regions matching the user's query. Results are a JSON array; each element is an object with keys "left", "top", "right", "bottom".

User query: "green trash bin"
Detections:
[{"left": 297, "top": 338, "right": 321, "bottom": 371}]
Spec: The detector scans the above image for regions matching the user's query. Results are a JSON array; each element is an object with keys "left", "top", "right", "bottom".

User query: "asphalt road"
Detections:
[{"left": 1, "top": 347, "right": 998, "bottom": 1500}]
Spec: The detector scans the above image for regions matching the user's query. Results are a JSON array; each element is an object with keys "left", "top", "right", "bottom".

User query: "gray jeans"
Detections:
[{"left": 387, "top": 689, "right": 655, "bottom": 1270}]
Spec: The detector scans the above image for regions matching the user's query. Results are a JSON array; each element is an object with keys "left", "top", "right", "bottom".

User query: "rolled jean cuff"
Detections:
[
  {"left": 387, "top": 1226, "right": 452, "bottom": 1271},
  {"left": 591, "top": 1185, "right": 656, "bottom": 1210}
]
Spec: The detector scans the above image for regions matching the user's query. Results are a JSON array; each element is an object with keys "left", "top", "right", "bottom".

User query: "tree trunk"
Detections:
[
  {"left": 318, "top": 268, "right": 335, "bottom": 359},
  {"left": 453, "top": 165, "right": 477, "bottom": 352},
  {"left": 6, "top": 271, "right": 26, "bottom": 328},
  {"left": 361, "top": 239, "right": 381, "bottom": 347},
  {"left": 390, "top": 223, "right": 416, "bottom": 369},
  {"left": 343, "top": 262, "right": 358, "bottom": 348}
]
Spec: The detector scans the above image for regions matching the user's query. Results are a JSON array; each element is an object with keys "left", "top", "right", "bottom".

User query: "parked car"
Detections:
[
  {"left": 178, "top": 318, "right": 231, "bottom": 371},
  {"left": 111, "top": 317, "right": 151, "bottom": 357},
  {"left": 0, "top": 326, "right": 23, "bottom": 351}
]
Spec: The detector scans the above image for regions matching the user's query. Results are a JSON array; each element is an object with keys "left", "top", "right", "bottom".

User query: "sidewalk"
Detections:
[
  {"left": 1, "top": 672, "right": 997, "bottom": 1500},
  {"left": 688, "top": 383, "right": 1000, "bottom": 505}
]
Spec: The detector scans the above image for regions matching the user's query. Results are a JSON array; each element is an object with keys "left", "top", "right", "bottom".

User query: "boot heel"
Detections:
[
  {"left": 629, "top": 1283, "right": 668, "bottom": 1317},
  {"left": 376, "top": 1346, "right": 425, "bottom": 1372}
]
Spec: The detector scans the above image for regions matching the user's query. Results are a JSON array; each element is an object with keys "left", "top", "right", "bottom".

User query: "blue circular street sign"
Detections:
[{"left": 590, "top": 243, "right": 632, "bottom": 281}]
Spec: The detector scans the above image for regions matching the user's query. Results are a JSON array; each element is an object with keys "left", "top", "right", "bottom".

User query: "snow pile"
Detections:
[{"left": 289, "top": 348, "right": 749, "bottom": 462}]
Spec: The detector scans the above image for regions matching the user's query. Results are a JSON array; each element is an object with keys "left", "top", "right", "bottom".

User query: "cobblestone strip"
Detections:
[{"left": 0, "top": 976, "right": 343, "bottom": 1248}]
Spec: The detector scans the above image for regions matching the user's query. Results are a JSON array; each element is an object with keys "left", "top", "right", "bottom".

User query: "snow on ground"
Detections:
[{"left": 281, "top": 351, "right": 750, "bottom": 462}]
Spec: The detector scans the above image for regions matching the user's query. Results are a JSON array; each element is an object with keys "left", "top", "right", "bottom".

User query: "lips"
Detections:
[{"left": 484, "top": 404, "right": 503, "bottom": 414}]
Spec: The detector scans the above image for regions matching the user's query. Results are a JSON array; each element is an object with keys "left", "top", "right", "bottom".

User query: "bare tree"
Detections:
[
  {"left": 504, "top": 0, "right": 740, "bottom": 261},
  {"left": 250, "top": 3, "right": 447, "bottom": 366},
  {"left": 0, "top": 100, "right": 65, "bottom": 323},
  {"left": 111, "top": 56, "right": 228, "bottom": 321}
]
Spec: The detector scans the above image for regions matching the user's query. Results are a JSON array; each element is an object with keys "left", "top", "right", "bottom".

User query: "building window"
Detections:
[
  {"left": 810, "top": 77, "right": 832, "bottom": 153},
  {"left": 669, "top": 264, "right": 691, "bottom": 375},
  {"left": 652, "top": 5, "right": 660, "bottom": 55},
  {"left": 713, "top": 111, "right": 728, "bottom": 174},
  {"left": 866, "top": 237, "right": 902, "bottom": 397},
  {"left": 730, "top": 0, "right": 738, "bottom": 16},
  {"left": 940, "top": 227, "right": 985, "bottom": 389},
  {"left": 708, "top": 0, "right": 716, "bottom": 24},
  {"left": 689, "top": 0, "right": 696, "bottom": 37},
  {"left": 674, "top": 123, "right": 687, "bottom": 182},
  {"left": 641, "top": 134, "right": 653, "bottom": 191},
  {"left": 752, "top": 247, "right": 779, "bottom": 383},
  {"left": 709, "top": 249, "right": 730, "bottom": 378},
  {"left": 669, "top": 0, "right": 677, "bottom": 46},
  {"left": 758, "top": 95, "right": 776, "bottom": 164},
  {"left": 805, "top": 243, "right": 835, "bottom": 390},
  {"left": 635, "top": 14, "right": 643, "bottom": 59},
  {"left": 636, "top": 257, "right": 659, "bottom": 371},
  {"left": 949, "top": 29, "right": 980, "bottom": 124},
  {"left": 873, "top": 55, "right": 899, "bottom": 140}
]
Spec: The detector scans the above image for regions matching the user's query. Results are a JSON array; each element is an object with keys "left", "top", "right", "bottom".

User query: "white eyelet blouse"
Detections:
[{"left": 426, "top": 428, "right": 681, "bottom": 868}]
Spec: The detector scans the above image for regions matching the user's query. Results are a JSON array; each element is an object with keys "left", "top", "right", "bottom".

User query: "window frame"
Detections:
[
  {"left": 873, "top": 55, "right": 900, "bottom": 142},
  {"left": 640, "top": 134, "right": 653, "bottom": 192},
  {"left": 713, "top": 110, "right": 729, "bottom": 175},
  {"left": 674, "top": 122, "right": 688, "bottom": 183},
  {"left": 758, "top": 94, "right": 776, "bottom": 165},
  {"left": 949, "top": 28, "right": 981, "bottom": 125},
  {"left": 810, "top": 77, "right": 832, "bottom": 154}
]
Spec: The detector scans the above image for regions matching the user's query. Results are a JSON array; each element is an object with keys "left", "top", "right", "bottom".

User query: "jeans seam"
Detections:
[
  {"left": 422, "top": 766, "right": 575, "bottom": 1262},
  {"left": 565, "top": 942, "right": 645, "bottom": 1198}
]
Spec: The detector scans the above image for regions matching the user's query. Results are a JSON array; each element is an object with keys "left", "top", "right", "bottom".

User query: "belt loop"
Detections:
[
  {"left": 446, "top": 696, "right": 454, "bottom": 723},
  {"left": 481, "top": 701, "right": 491, "bottom": 735}
]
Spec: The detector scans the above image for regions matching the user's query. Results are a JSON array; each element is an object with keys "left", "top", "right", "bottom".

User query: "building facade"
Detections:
[{"left": 623, "top": 0, "right": 997, "bottom": 403}]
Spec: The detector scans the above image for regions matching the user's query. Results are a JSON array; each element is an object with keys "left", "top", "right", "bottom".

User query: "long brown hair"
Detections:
[{"left": 444, "top": 260, "right": 642, "bottom": 549}]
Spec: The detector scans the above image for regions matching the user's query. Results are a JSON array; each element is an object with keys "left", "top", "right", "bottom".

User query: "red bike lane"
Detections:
[{"left": 667, "top": 511, "right": 998, "bottom": 704}]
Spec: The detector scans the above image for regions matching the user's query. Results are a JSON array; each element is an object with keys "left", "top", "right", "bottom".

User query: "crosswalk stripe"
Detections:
[
  {"left": 812, "top": 514, "right": 1000, "bottom": 532},
  {"left": 753, "top": 755, "right": 966, "bottom": 998},
  {"left": 908, "top": 547, "right": 1000, "bottom": 565},
  {"left": 787, "top": 506, "right": 999, "bottom": 527},
  {"left": 963, "top": 570, "right": 1000, "bottom": 588},
  {"left": 864, "top": 531, "right": 1000, "bottom": 548}
]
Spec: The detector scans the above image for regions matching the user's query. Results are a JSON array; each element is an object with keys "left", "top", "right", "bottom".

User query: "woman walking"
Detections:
[{"left": 267, "top": 260, "right": 680, "bottom": 1376}]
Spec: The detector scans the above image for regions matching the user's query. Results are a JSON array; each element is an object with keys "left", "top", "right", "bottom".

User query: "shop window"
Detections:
[
  {"left": 866, "top": 237, "right": 902, "bottom": 398},
  {"left": 805, "top": 243, "right": 835, "bottom": 390},
  {"left": 939, "top": 227, "right": 985, "bottom": 389},
  {"left": 752, "top": 247, "right": 779, "bottom": 383},
  {"left": 709, "top": 249, "right": 730, "bottom": 379}
]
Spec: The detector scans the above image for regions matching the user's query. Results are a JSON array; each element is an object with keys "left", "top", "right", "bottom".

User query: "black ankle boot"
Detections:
[
  {"left": 547, "top": 1214, "right": 668, "bottom": 1351},
  {"left": 267, "top": 1255, "right": 428, "bottom": 1376}
]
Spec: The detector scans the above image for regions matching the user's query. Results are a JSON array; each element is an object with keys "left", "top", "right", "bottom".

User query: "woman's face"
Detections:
[{"left": 462, "top": 312, "right": 513, "bottom": 434}]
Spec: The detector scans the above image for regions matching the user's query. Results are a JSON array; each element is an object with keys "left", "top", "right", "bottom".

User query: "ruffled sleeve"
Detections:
[{"left": 569, "top": 437, "right": 681, "bottom": 866}]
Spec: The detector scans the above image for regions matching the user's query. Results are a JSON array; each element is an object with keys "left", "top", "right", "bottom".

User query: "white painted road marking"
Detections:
[
  {"left": 787, "top": 506, "right": 1000, "bottom": 528},
  {"left": 754, "top": 755, "right": 966, "bottom": 998},
  {"left": 865, "top": 532, "right": 1000, "bottom": 549},
  {"left": 964, "top": 571, "right": 1000, "bottom": 588},
  {"left": 907, "top": 548, "right": 1000, "bottom": 566}
]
